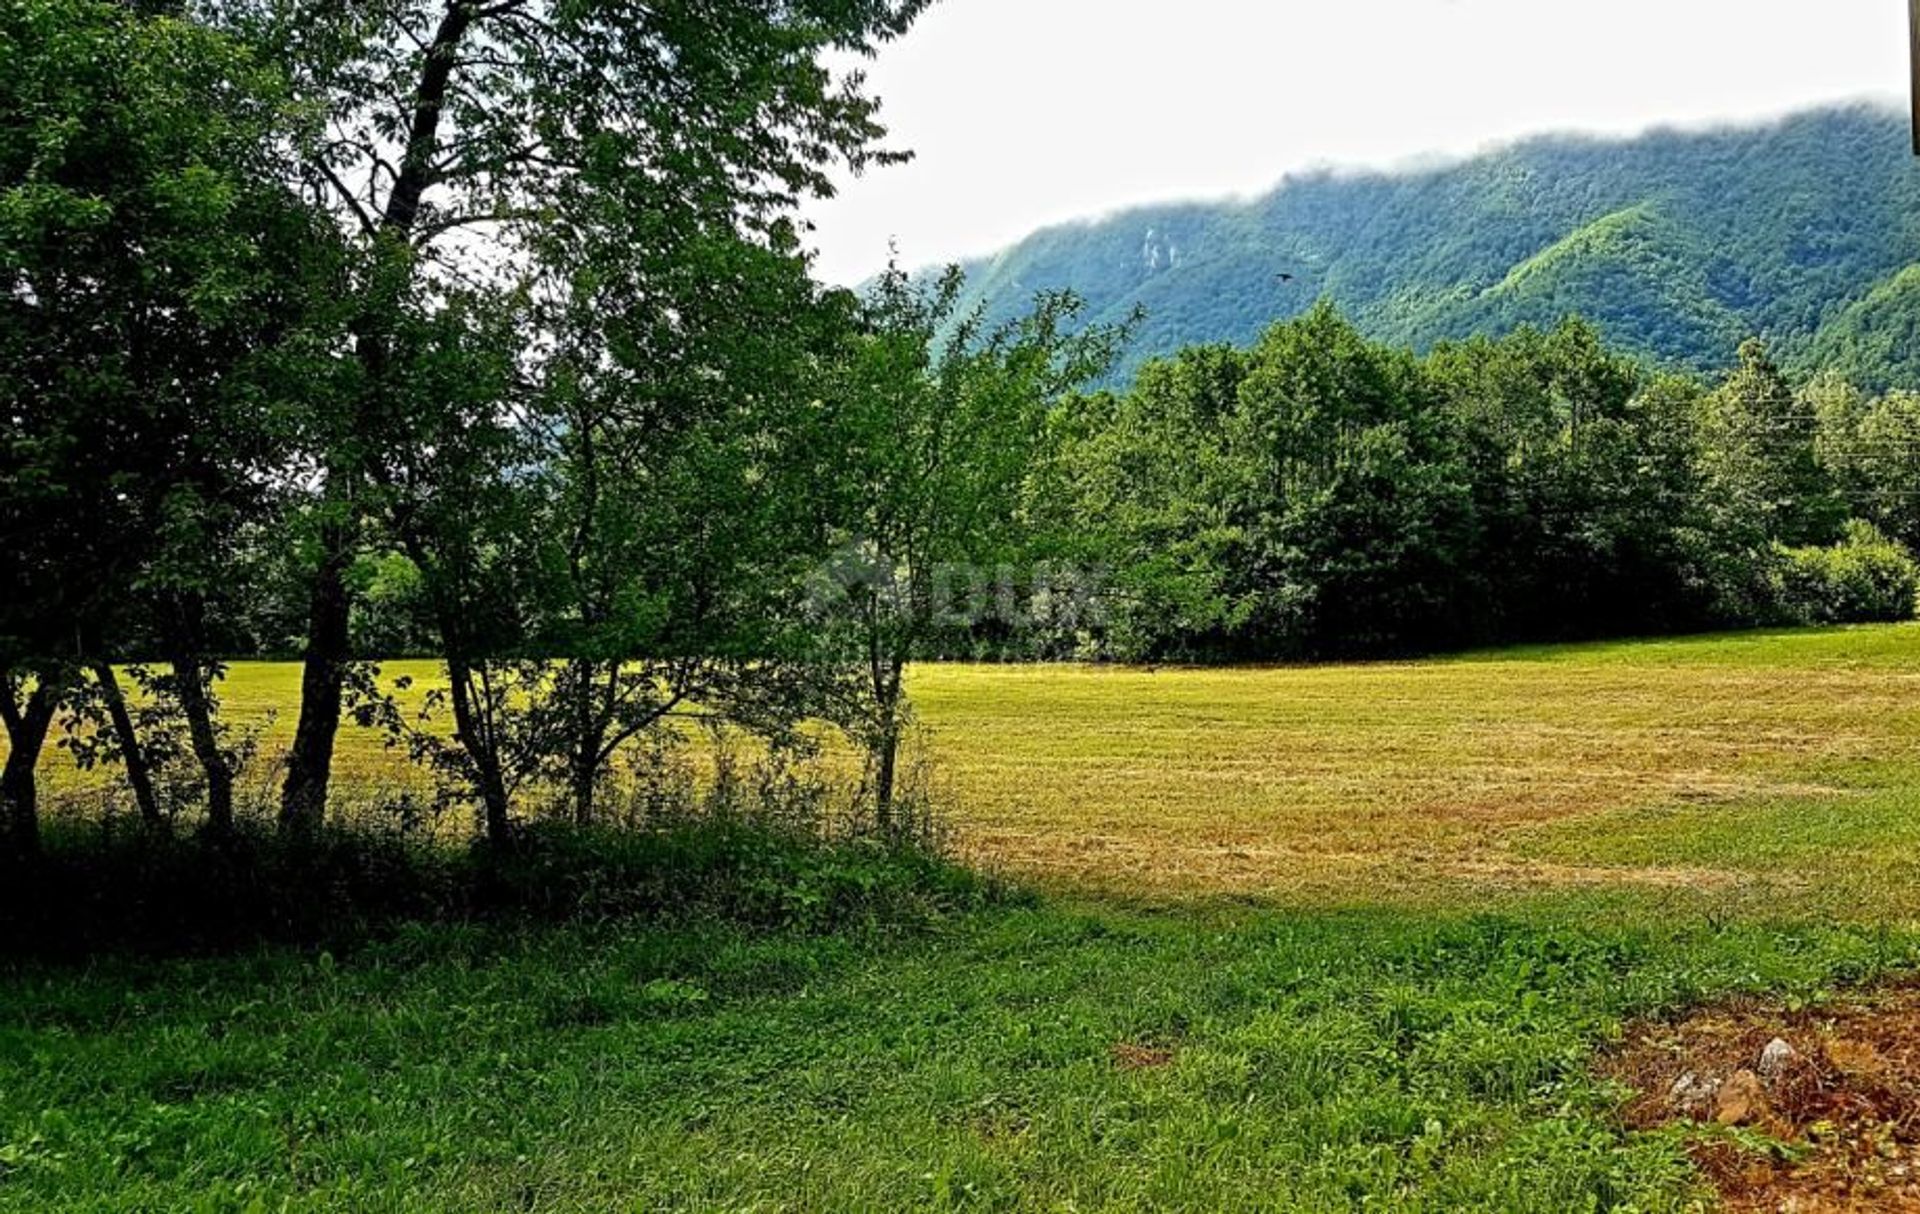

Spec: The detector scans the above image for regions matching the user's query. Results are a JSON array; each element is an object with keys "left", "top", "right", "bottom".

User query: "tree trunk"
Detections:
[
  {"left": 280, "top": 2, "right": 476, "bottom": 837},
  {"left": 863, "top": 601, "right": 910, "bottom": 832},
  {"left": 479, "top": 770, "right": 509, "bottom": 844},
  {"left": 89, "top": 661, "right": 162, "bottom": 830},
  {"left": 0, "top": 674, "right": 61, "bottom": 860},
  {"left": 171, "top": 651, "right": 233, "bottom": 837},
  {"left": 870, "top": 651, "right": 906, "bottom": 831},
  {"left": 279, "top": 530, "right": 350, "bottom": 836},
  {"left": 165, "top": 596, "right": 232, "bottom": 834},
  {"left": 874, "top": 720, "right": 899, "bottom": 829},
  {"left": 571, "top": 736, "right": 599, "bottom": 827},
  {"left": 446, "top": 654, "right": 511, "bottom": 846},
  {"left": 569, "top": 660, "right": 605, "bottom": 827}
]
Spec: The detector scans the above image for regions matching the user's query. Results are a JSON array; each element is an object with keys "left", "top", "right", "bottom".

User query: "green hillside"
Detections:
[
  {"left": 1807, "top": 262, "right": 1920, "bottom": 388},
  {"left": 947, "top": 105, "right": 1920, "bottom": 381}
]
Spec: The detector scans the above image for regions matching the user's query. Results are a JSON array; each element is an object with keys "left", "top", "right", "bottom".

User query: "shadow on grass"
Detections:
[{"left": 0, "top": 815, "right": 1016, "bottom": 960}]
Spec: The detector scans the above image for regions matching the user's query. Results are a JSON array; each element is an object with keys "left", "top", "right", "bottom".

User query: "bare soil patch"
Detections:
[
  {"left": 1606, "top": 986, "right": 1920, "bottom": 1211},
  {"left": 1109, "top": 1040, "right": 1175, "bottom": 1070}
]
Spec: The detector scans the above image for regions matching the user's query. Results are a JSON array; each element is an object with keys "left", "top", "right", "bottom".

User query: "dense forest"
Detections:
[
  {"left": 946, "top": 105, "right": 1920, "bottom": 387},
  {"left": 3, "top": 0, "right": 1917, "bottom": 859}
]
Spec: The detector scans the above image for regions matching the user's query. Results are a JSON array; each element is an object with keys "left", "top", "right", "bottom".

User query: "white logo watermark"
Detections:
[{"left": 804, "top": 541, "right": 1110, "bottom": 631}]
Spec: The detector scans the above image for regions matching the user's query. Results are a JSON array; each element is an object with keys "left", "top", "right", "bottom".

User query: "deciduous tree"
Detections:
[{"left": 234, "top": 0, "right": 937, "bottom": 834}]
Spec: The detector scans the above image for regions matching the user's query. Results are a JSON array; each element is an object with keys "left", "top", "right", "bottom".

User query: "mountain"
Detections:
[{"left": 946, "top": 105, "right": 1920, "bottom": 386}]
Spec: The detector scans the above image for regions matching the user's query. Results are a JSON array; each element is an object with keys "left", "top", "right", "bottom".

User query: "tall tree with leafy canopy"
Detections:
[
  {"left": 1698, "top": 339, "right": 1844, "bottom": 549},
  {"left": 819, "top": 267, "right": 1125, "bottom": 820},
  {"left": 1030, "top": 345, "right": 1252, "bottom": 661},
  {"left": 1221, "top": 304, "right": 1475, "bottom": 655},
  {"left": 1810, "top": 376, "right": 1920, "bottom": 552},
  {"left": 343, "top": 227, "right": 861, "bottom": 840},
  {"left": 1426, "top": 320, "right": 1703, "bottom": 640},
  {"left": 225, "top": 0, "right": 936, "bottom": 834},
  {"left": 511, "top": 219, "right": 858, "bottom": 828},
  {"left": 1, "top": 0, "right": 341, "bottom": 851}
]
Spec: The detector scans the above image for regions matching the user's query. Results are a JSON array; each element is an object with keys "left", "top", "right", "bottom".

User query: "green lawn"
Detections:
[
  {"left": 8, "top": 626, "right": 1920, "bottom": 1210},
  {"left": 5, "top": 901, "right": 1915, "bottom": 1211}
]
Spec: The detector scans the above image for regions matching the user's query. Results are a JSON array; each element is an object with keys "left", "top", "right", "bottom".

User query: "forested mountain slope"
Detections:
[{"left": 945, "top": 105, "right": 1920, "bottom": 384}]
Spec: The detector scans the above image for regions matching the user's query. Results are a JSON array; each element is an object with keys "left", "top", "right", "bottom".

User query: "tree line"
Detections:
[
  {"left": 5, "top": 1, "right": 1917, "bottom": 862},
  {"left": 1025, "top": 307, "right": 1920, "bottom": 662}
]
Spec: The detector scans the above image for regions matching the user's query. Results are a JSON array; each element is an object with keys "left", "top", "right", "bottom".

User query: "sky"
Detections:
[{"left": 802, "top": 0, "right": 1914, "bottom": 285}]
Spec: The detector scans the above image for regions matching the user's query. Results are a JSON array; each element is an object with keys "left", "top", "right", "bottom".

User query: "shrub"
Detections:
[
  {"left": 1769, "top": 520, "right": 1920, "bottom": 625},
  {"left": 475, "top": 818, "right": 1003, "bottom": 933},
  {"left": 0, "top": 746, "right": 1010, "bottom": 958}
]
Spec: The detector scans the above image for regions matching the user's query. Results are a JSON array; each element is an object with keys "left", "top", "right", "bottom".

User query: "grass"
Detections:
[
  {"left": 35, "top": 624, "right": 1920, "bottom": 904},
  {"left": 909, "top": 626, "right": 1920, "bottom": 904},
  {"left": 4, "top": 901, "right": 1916, "bottom": 1211},
  {"left": 9, "top": 625, "right": 1920, "bottom": 1210}
]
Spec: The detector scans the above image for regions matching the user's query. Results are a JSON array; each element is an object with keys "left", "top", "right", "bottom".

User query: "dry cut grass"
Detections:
[
  {"left": 910, "top": 626, "right": 1920, "bottom": 905},
  {"left": 19, "top": 624, "right": 1920, "bottom": 907}
]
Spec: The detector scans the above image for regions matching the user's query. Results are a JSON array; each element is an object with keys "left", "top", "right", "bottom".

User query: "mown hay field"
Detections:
[{"left": 27, "top": 624, "right": 1920, "bottom": 909}]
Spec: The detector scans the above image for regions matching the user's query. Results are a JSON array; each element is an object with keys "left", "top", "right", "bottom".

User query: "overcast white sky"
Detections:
[{"left": 802, "top": 0, "right": 1913, "bottom": 284}]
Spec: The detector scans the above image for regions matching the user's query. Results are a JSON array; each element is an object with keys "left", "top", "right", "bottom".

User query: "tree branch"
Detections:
[{"left": 311, "top": 158, "right": 379, "bottom": 238}]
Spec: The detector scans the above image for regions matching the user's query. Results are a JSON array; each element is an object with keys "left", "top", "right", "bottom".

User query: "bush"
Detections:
[
  {"left": 1769, "top": 520, "right": 1920, "bottom": 625},
  {"left": 0, "top": 793, "right": 1010, "bottom": 959},
  {"left": 475, "top": 818, "right": 1004, "bottom": 933}
]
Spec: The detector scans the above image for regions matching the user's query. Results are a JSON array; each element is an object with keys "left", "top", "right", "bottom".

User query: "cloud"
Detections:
[{"left": 802, "top": 0, "right": 1910, "bottom": 285}]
